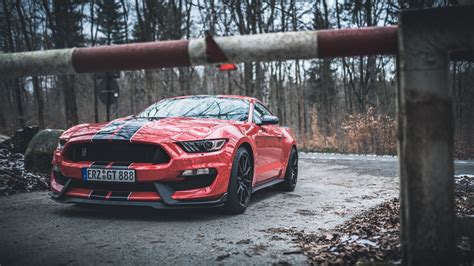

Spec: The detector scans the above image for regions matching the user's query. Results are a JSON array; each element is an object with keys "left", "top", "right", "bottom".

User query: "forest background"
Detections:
[{"left": 0, "top": 0, "right": 472, "bottom": 158}]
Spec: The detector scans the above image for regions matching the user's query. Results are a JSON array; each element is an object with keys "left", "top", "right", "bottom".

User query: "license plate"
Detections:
[{"left": 82, "top": 168, "right": 136, "bottom": 182}]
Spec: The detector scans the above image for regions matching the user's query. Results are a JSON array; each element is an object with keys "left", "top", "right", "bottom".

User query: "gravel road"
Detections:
[{"left": 1, "top": 153, "right": 472, "bottom": 265}]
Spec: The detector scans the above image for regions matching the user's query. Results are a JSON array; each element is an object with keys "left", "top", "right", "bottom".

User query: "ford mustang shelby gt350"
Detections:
[{"left": 50, "top": 95, "right": 298, "bottom": 214}]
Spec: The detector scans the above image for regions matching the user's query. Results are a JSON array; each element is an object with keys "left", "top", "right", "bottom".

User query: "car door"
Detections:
[{"left": 253, "top": 102, "right": 284, "bottom": 183}]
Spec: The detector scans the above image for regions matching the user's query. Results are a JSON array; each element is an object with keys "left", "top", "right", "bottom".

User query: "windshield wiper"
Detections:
[{"left": 133, "top": 116, "right": 168, "bottom": 121}]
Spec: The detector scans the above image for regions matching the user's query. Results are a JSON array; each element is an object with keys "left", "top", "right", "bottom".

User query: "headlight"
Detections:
[
  {"left": 177, "top": 139, "right": 227, "bottom": 153},
  {"left": 57, "top": 139, "right": 67, "bottom": 150}
]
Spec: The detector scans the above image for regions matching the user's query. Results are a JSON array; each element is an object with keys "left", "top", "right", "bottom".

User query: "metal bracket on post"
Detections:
[{"left": 398, "top": 6, "right": 474, "bottom": 265}]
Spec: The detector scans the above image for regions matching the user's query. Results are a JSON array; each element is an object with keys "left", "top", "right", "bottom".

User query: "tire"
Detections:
[
  {"left": 223, "top": 147, "right": 253, "bottom": 214},
  {"left": 276, "top": 148, "right": 298, "bottom": 192}
]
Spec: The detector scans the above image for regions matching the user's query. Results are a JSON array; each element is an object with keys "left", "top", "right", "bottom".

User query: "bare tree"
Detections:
[{"left": 14, "top": 0, "right": 45, "bottom": 128}]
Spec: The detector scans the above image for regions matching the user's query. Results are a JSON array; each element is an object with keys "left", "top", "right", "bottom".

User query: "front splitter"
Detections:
[{"left": 50, "top": 192, "right": 228, "bottom": 209}]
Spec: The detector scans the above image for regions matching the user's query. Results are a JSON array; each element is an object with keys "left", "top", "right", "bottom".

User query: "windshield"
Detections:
[{"left": 137, "top": 96, "right": 250, "bottom": 122}]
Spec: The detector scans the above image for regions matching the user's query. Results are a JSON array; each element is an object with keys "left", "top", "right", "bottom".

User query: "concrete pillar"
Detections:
[{"left": 398, "top": 6, "right": 474, "bottom": 265}]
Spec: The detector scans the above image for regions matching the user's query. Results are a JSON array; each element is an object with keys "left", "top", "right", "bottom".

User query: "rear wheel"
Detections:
[
  {"left": 223, "top": 147, "right": 253, "bottom": 214},
  {"left": 276, "top": 148, "right": 298, "bottom": 192}
]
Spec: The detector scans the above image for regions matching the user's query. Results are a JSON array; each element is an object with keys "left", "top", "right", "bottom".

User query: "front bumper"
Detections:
[
  {"left": 50, "top": 169, "right": 229, "bottom": 209},
  {"left": 50, "top": 141, "right": 235, "bottom": 208}
]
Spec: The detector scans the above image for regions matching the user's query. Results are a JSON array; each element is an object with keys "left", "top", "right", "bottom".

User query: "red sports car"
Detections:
[{"left": 50, "top": 95, "right": 298, "bottom": 214}]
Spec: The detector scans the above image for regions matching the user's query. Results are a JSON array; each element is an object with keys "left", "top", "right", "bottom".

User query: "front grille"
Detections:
[{"left": 64, "top": 142, "right": 170, "bottom": 164}]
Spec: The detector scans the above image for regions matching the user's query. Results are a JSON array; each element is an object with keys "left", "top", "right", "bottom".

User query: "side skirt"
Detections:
[{"left": 252, "top": 178, "right": 285, "bottom": 193}]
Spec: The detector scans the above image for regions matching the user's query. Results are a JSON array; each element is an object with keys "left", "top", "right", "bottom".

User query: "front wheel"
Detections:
[
  {"left": 276, "top": 148, "right": 298, "bottom": 192},
  {"left": 223, "top": 147, "right": 253, "bottom": 214}
]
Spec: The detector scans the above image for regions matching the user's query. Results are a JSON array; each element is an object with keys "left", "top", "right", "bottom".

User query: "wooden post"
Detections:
[{"left": 398, "top": 6, "right": 474, "bottom": 265}]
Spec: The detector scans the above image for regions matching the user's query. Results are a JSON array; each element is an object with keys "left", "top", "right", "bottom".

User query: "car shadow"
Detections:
[
  {"left": 53, "top": 186, "right": 284, "bottom": 222},
  {"left": 250, "top": 186, "right": 287, "bottom": 205}
]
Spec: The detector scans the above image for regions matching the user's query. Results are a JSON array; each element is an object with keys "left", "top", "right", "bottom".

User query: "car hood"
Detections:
[{"left": 65, "top": 117, "right": 241, "bottom": 143}]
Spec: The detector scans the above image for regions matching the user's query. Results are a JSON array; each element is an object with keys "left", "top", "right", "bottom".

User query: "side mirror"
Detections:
[{"left": 260, "top": 115, "right": 279, "bottom": 125}]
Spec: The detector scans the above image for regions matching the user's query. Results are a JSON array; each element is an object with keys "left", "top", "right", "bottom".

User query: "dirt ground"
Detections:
[{"left": 0, "top": 153, "right": 472, "bottom": 265}]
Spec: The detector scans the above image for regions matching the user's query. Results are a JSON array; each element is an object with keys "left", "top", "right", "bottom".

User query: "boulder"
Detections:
[{"left": 24, "top": 129, "right": 63, "bottom": 173}]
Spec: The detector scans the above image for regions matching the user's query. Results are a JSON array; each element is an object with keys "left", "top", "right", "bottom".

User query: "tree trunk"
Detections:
[
  {"left": 255, "top": 62, "right": 263, "bottom": 100},
  {"left": 15, "top": 0, "right": 45, "bottom": 128},
  {"left": 62, "top": 75, "right": 79, "bottom": 127},
  {"left": 145, "top": 70, "right": 154, "bottom": 105},
  {"left": 243, "top": 63, "right": 253, "bottom": 96},
  {"left": 13, "top": 79, "right": 25, "bottom": 128},
  {"left": 93, "top": 77, "right": 99, "bottom": 122},
  {"left": 227, "top": 71, "right": 232, "bottom": 95},
  {"left": 32, "top": 77, "right": 45, "bottom": 128},
  {"left": 178, "top": 68, "right": 191, "bottom": 95}
]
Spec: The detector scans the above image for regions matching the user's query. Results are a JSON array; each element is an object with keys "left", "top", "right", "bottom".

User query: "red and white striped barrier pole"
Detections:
[{"left": 0, "top": 26, "right": 397, "bottom": 78}]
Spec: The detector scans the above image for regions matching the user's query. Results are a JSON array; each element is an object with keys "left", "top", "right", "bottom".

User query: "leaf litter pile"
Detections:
[
  {"left": 267, "top": 175, "right": 473, "bottom": 264},
  {"left": 0, "top": 144, "right": 49, "bottom": 196}
]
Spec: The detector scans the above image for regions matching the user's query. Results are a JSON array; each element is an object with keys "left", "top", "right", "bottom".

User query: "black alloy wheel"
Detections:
[
  {"left": 276, "top": 148, "right": 298, "bottom": 192},
  {"left": 224, "top": 147, "right": 253, "bottom": 214},
  {"left": 236, "top": 152, "right": 252, "bottom": 207}
]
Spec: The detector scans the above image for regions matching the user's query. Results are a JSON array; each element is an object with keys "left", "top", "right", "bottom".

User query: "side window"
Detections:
[{"left": 253, "top": 103, "right": 273, "bottom": 124}]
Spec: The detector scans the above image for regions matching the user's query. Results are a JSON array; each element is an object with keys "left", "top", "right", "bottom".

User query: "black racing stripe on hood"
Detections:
[
  {"left": 91, "top": 120, "right": 127, "bottom": 142},
  {"left": 110, "top": 120, "right": 149, "bottom": 142}
]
